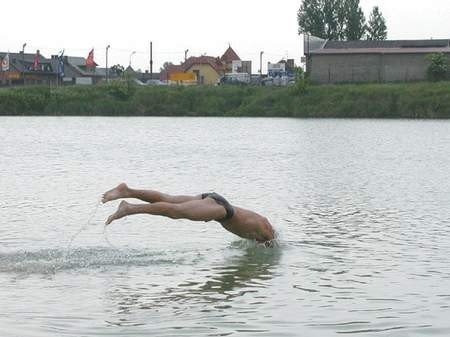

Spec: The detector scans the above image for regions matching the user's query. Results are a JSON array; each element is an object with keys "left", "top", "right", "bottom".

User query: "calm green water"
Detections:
[{"left": 1, "top": 117, "right": 450, "bottom": 336}]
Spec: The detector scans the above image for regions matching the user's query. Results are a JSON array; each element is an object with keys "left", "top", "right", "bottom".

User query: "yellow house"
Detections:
[{"left": 183, "top": 56, "right": 225, "bottom": 85}]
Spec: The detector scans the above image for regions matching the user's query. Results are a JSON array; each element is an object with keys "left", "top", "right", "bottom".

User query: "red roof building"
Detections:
[
  {"left": 160, "top": 63, "right": 184, "bottom": 81},
  {"left": 221, "top": 46, "right": 241, "bottom": 63},
  {"left": 220, "top": 46, "right": 241, "bottom": 73},
  {"left": 159, "top": 46, "right": 243, "bottom": 85},
  {"left": 183, "top": 56, "right": 225, "bottom": 73}
]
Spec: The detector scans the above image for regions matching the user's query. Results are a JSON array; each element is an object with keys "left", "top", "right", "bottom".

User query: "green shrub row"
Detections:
[{"left": 1, "top": 81, "right": 450, "bottom": 118}]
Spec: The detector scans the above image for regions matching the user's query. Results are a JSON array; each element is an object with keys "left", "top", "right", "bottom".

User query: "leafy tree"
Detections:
[
  {"left": 160, "top": 62, "right": 174, "bottom": 72},
  {"left": 367, "top": 6, "right": 387, "bottom": 40},
  {"left": 297, "top": 0, "right": 326, "bottom": 39},
  {"left": 335, "top": 1, "right": 348, "bottom": 40},
  {"left": 297, "top": 0, "right": 351, "bottom": 40},
  {"left": 322, "top": 0, "right": 345, "bottom": 40},
  {"left": 298, "top": 0, "right": 387, "bottom": 41},
  {"left": 343, "top": 0, "right": 366, "bottom": 40},
  {"left": 426, "top": 53, "right": 449, "bottom": 82},
  {"left": 110, "top": 64, "right": 125, "bottom": 77}
]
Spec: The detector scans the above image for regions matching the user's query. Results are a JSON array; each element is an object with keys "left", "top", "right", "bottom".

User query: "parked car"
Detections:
[
  {"left": 262, "top": 76, "right": 295, "bottom": 86},
  {"left": 261, "top": 77, "right": 274, "bottom": 86},
  {"left": 146, "top": 79, "right": 168, "bottom": 86},
  {"left": 218, "top": 73, "right": 251, "bottom": 85},
  {"left": 134, "top": 79, "right": 146, "bottom": 86}
]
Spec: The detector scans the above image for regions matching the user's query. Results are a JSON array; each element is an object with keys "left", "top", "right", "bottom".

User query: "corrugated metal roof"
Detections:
[
  {"left": 311, "top": 47, "right": 450, "bottom": 55},
  {"left": 308, "top": 39, "right": 450, "bottom": 55},
  {"left": 324, "top": 39, "right": 450, "bottom": 49}
]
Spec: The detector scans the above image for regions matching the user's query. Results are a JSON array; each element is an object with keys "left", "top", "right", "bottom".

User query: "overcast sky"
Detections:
[{"left": 1, "top": 0, "right": 449, "bottom": 72}]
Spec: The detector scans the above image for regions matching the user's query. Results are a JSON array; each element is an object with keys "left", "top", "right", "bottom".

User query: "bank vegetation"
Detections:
[{"left": 1, "top": 81, "right": 450, "bottom": 118}]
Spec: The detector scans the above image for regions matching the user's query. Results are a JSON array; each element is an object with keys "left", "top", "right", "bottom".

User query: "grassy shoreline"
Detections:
[{"left": 1, "top": 82, "right": 450, "bottom": 118}]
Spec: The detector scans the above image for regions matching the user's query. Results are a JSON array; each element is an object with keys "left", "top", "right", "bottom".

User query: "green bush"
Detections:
[
  {"left": 0, "top": 86, "right": 50, "bottom": 115},
  {"left": 426, "top": 53, "right": 449, "bottom": 82},
  {"left": 104, "top": 79, "right": 136, "bottom": 101},
  {"left": 290, "top": 67, "right": 308, "bottom": 95},
  {"left": 1, "top": 81, "right": 450, "bottom": 118}
]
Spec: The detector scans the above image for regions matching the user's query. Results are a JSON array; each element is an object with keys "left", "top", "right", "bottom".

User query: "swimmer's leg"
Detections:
[
  {"left": 105, "top": 199, "right": 226, "bottom": 226},
  {"left": 102, "top": 183, "right": 201, "bottom": 204}
]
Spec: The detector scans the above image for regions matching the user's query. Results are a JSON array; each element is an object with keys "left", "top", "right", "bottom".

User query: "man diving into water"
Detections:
[{"left": 103, "top": 183, "right": 275, "bottom": 244}]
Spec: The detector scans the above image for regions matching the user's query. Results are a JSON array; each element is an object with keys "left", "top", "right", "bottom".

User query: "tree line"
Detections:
[{"left": 298, "top": 0, "right": 387, "bottom": 41}]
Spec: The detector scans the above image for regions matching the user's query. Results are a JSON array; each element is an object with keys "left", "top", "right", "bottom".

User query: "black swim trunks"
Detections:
[{"left": 201, "top": 192, "right": 235, "bottom": 221}]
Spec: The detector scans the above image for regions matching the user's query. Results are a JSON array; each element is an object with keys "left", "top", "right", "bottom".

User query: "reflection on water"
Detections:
[
  {"left": 199, "top": 245, "right": 281, "bottom": 296},
  {"left": 105, "top": 245, "right": 282, "bottom": 328}
]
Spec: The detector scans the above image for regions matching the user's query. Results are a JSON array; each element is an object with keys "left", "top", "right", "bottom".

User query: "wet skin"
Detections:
[{"left": 103, "top": 183, "right": 275, "bottom": 243}]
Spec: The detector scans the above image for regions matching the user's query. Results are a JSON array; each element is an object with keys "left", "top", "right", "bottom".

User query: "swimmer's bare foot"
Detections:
[
  {"left": 102, "top": 183, "right": 129, "bottom": 203},
  {"left": 105, "top": 201, "right": 130, "bottom": 225}
]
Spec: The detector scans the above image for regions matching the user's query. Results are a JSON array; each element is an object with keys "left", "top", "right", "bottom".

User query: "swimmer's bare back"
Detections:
[
  {"left": 102, "top": 183, "right": 275, "bottom": 243},
  {"left": 218, "top": 206, "right": 275, "bottom": 243}
]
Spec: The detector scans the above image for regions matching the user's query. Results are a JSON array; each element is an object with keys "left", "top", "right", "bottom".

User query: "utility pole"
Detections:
[
  {"left": 56, "top": 54, "right": 59, "bottom": 88},
  {"left": 306, "top": 34, "right": 310, "bottom": 74},
  {"left": 150, "top": 41, "right": 153, "bottom": 79},
  {"left": 106, "top": 45, "right": 110, "bottom": 82},
  {"left": 129, "top": 51, "right": 136, "bottom": 68},
  {"left": 259, "top": 51, "right": 264, "bottom": 78},
  {"left": 22, "top": 43, "right": 27, "bottom": 85},
  {"left": 0, "top": 54, "right": 3, "bottom": 85}
]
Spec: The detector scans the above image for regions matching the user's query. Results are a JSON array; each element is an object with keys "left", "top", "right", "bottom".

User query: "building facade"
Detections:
[
  {"left": 160, "top": 46, "right": 248, "bottom": 85},
  {"left": 183, "top": 56, "right": 225, "bottom": 85},
  {"left": 61, "top": 56, "right": 102, "bottom": 85},
  {"left": 0, "top": 51, "right": 105, "bottom": 86},
  {"left": 305, "top": 37, "right": 450, "bottom": 84},
  {"left": 0, "top": 51, "right": 56, "bottom": 85}
]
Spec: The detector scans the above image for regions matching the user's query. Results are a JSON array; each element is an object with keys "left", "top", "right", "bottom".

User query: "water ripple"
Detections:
[
  {"left": 2, "top": 118, "right": 450, "bottom": 336},
  {"left": 0, "top": 248, "right": 194, "bottom": 274}
]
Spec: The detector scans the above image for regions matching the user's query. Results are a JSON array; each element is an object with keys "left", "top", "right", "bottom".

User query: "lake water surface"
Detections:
[{"left": 1, "top": 117, "right": 450, "bottom": 336}]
